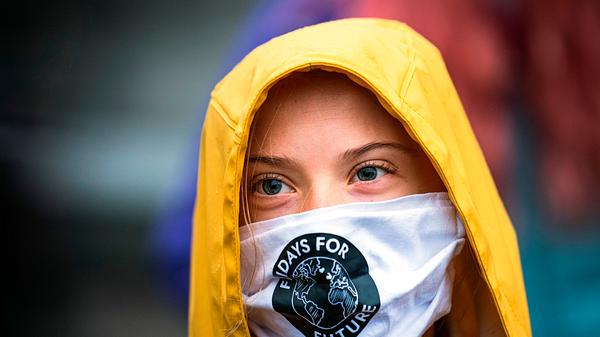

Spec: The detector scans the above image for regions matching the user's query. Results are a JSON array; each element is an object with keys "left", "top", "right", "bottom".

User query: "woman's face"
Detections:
[{"left": 244, "top": 72, "right": 445, "bottom": 223}]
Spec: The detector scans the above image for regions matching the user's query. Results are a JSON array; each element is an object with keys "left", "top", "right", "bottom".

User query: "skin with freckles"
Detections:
[{"left": 242, "top": 71, "right": 445, "bottom": 224}]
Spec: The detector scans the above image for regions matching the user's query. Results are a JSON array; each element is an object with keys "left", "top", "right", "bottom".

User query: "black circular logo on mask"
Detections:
[{"left": 272, "top": 233, "right": 380, "bottom": 337}]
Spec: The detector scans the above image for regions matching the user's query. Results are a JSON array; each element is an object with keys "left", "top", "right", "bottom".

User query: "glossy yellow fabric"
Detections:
[{"left": 189, "top": 18, "right": 531, "bottom": 337}]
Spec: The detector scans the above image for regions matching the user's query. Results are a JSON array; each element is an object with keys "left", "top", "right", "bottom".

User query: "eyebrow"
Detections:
[
  {"left": 248, "top": 155, "right": 298, "bottom": 168},
  {"left": 340, "top": 142, "right": 414, "bottom": 161}
]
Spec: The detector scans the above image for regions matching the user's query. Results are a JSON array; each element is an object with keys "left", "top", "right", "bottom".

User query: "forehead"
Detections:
[{"left": 250, "top": 71, "right": 415, "bottom": 151}]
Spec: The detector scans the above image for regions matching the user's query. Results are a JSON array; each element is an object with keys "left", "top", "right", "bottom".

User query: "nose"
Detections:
[{"left": 299, "top": 180, "right": 349, "bottom": 212}]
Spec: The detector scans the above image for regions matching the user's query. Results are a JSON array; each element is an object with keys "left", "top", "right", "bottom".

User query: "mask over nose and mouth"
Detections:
[{"left": 240, "top": 192, "right": 465, "bottom": 337}]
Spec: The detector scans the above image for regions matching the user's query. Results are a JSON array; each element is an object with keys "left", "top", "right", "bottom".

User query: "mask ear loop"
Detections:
[
  {"left": 231, "top": 126, "right": 261, "bottom": 337},
  {"left": 239, "top": 127, "right": 259, "bottom": 322}
]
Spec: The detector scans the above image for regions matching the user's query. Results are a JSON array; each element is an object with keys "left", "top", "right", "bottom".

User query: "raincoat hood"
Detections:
[{"left": 189, "top": 18, "right": 531, "bottom": 337}]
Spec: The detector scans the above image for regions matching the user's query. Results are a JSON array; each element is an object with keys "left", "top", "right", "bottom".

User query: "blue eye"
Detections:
[
  {"left": 262, "top": 179, "right": 282, "bottom": 195},
  {"left": 355, "top": 166, "right": 386, "bottom": 182},
  {"left": 257, "top": 178, "right": 293, "bottom": 195}
]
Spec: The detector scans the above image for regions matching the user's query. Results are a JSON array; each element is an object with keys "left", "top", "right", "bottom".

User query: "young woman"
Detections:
[{"left": 189, "top": 18, "right": 531, "bottom": 337}]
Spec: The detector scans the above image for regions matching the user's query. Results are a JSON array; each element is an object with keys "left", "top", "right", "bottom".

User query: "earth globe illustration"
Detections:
[{"left": 291, "top": 257, "right": 359, "bottom": 329}]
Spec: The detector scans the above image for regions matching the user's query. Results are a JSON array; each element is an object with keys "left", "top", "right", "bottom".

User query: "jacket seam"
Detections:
[{"left": 211, "top": 98, "right": 237, "bottom": 131}]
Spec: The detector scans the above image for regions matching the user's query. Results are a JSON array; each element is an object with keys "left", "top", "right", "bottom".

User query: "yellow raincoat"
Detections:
[{"left": 189, "top": 18, "right": 531, "bottom": 337}]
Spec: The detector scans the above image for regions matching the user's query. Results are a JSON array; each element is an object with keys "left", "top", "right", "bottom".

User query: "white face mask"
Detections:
[{"left": 239, "top": 192, "right": 465, "bottom": 337}]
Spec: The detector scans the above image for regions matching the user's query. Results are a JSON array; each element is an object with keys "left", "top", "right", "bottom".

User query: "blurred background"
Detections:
[{"left": 3, "top": 0, "right": 599, "bottom": 336}]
